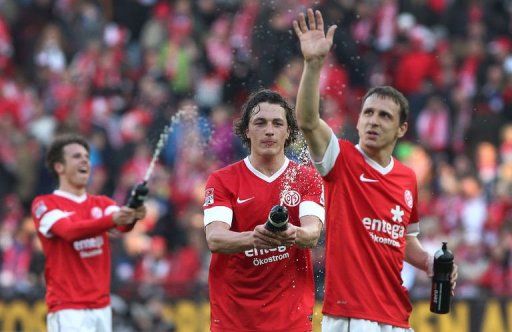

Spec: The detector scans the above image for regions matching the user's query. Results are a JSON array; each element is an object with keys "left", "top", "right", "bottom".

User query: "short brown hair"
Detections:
[
  {"left": 362, "top": 86, "right": 409, "bottom": 124},
  {"left": 234, "top": 89, "right": 299, "bottom": 149},
  {"left": 46, "top": 134, "right": 90, "bottom": 178}
]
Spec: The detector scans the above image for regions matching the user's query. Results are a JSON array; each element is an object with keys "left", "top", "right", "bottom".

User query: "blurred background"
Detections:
[{"left": 0, "top": 0, "right": 511, "bottom": 331}]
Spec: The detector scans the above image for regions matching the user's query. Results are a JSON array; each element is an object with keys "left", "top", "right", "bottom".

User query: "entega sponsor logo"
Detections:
[
  {"left": 244, "top": 246, "right": 290, "bottom": 266},
  {"left": 73, "top": 236, "right": 104, "bottom": 250},
  {"left": 369, "top": 233, "right": 400, "bottom": 247},
  {"left": 362, "top": 217, "right": 405, "bottom": 248},
  {"left": 73, "top": 236, "right": 104, "bottom": 258}
]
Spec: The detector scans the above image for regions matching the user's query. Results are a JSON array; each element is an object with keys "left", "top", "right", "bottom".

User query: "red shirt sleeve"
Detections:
[{"left": 50, "top": 214, "right": 116, "bottom": 242}]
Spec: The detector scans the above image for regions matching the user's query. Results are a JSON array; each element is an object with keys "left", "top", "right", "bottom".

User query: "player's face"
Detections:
[
  {"left": 246, "top": 102, "right": 290, "bottom": 158},
  {"left": 356, "top": 95, "right": 407, "bottom": 153},
  {"left": 56, "top": 143, "right": 91, "bottom": 189}
]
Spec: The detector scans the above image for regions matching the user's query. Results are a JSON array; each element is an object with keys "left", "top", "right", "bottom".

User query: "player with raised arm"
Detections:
[
  {"left": 31, "top": 134, "right": 146, "bottom": 332},
  {"left": 203, "top": 90, "right": 325, "bottom": 332},
  {"left": 293, "top": 9, "right": 458, "bottom": 332}
]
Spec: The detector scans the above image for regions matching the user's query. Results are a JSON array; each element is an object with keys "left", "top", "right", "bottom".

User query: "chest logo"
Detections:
[
  {"left": 91, "top": 207, "right": 103, "bottom": 219},
  {"left": 391, "top": 205, "right": 404, "bottom": 223},
  {"left": 360, "top": 173, "right": 378, "bottom": 183},
  {"left": 281, "top": 190, "right": 301, "bottom": 207},
  {"left": 404, "top": 190, "right": 413, "bottom": 209},
  {"left": 237, "top": 197, "right": 254, "bottom": 204}
]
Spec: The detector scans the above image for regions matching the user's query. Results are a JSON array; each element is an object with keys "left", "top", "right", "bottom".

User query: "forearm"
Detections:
[
  {"left": 405, "top": 236, "right": 432, "bottom": 275},
  {"left": 296, "top": 61, "right": 332, "bottom": 161},
  {"left": 51, "top": 215, "right": 116, "bottom": 242},
  {"left": 296, "top": 60, "right": 323, "bottom": 130},
  {"left": 206, "top": 228, "right": 255, "bottom": 254},
  {"left": 296, "top": 217, "right": 323, "bottom": 248}
]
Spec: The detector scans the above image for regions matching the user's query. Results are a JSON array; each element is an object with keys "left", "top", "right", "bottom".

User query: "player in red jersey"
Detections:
[
  {"left": 293, "top": 9, "right": 458, "bottom": 331},
  {"left": 203, "top": 90, "right": 325, "bottom": 332},
  {"left": 31, "top": 134, "right": 146, "bottom": 332}
]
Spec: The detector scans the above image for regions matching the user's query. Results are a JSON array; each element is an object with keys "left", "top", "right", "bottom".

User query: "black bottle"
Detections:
[
  {"left": 264, "top": 205, "right": 288, "bottom": 232},
  {"left": 430, "top": 242, "right": 454, "bottom": 314},
  {"left": 127, "top": 182, "right": 149, "bottom": 208}
]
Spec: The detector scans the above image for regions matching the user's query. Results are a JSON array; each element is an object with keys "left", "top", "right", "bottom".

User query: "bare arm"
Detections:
[
  {"left": 294, "top": 9, "right": 337, "bottom": 161},
  {"left": 405, "top": 236, "right": 458, "bottom": 294},
  {"left": 296, "top": 216, "right": 323, "bottom": 248},
  {"left": 404, "top": 235, "right": 431, "bottom": 273},
  {"left": 205, "top": 221, "right": 282, "bottom": 254}
]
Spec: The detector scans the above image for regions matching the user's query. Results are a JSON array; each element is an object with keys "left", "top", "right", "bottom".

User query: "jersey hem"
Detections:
[
  {"left": 210, "top": 325, "right": 312, "bottom": 332},
  {"left": 48, "top": 301, "right": 110, "bottom": 313},
  {"left": 322, "top": 309, "right": 410, "bottom": 329}
]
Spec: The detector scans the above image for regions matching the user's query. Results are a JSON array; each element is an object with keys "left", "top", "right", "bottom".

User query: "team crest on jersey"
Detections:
[
  {"left": 281, "top": 190, "right": 301, "bottom": 207},
  {"left": 204, "top": 188, "right": 214, "bottom": 207},
  {"left": 33, "top": 201, "right": 47, "bottom": 219},
  {"left": 91, "top": 207, "right": 103, "bottom": 219},
  {"left": 404, "top": 190, "right": 413, "bottom": 209}
]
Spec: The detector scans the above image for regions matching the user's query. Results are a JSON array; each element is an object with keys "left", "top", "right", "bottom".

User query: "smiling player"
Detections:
[
  {"left": 31, "top": 134, "right": 146, "bottom": 332},
  {"left": 203, "top": 89, "right": 325, "bottom": 332}
]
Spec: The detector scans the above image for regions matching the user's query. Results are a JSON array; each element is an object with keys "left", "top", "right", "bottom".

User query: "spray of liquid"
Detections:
[
  {"left": 143, "top": 108, "right": 204, "bottom": 184},
  {"left": 280, "top": 133, "right": 314, "bottom": 205}
]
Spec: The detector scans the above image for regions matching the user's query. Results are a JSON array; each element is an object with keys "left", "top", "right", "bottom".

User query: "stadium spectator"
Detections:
[
  {"left": 30, "top": 134, "right": 147, "bottom": 332},
  {"left": 293, "top": 9, "right": 457, "bottom": 331},
  {"left": 202, "top": 90, "right": 325, "bottom": 331}
]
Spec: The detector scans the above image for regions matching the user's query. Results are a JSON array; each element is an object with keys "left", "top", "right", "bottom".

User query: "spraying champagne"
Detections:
[
  {"left": 127, "top": 123, "right": 172, "bottom": 208},
  {"left": 265, "top": 205, "right": 289, "bottom": 232}
]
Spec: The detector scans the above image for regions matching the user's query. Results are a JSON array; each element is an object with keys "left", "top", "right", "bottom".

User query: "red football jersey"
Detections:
[
  {"left": 31, "top": 190, "right": 120, "bottom": 312},
  {"left": 203, "top": 157, "right": 324, "bottom": 332},
  {"left": 320, "top": 138, "right": 419, "bottom": 328}
]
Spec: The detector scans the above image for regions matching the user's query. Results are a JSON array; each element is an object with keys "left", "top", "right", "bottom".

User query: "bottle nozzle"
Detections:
[{"left": 265, "top": 205, "right": 289, "bottom": 232}]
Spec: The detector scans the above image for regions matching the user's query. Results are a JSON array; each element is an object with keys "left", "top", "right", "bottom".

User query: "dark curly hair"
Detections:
[
  {"left": 234, "top": 89, "right": 299, "bottom": 149},
  {"left": 46, "top": 134, "right": 90, "bottom": 179}
]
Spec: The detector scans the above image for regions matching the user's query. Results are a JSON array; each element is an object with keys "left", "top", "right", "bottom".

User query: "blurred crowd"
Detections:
[{"left": 0, "top": 0, "right": 512, "bottom": 328}]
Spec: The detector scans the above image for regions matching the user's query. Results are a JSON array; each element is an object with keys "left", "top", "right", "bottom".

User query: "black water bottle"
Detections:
[
  {"left": 264, "top": 205, "right": 289, "bottom": 232},
  {"left": 127, "top": 182, "right": 149, "bottom": 208},
  {"left": 430, "top": 242, "right": 454, "bottom": 314}
]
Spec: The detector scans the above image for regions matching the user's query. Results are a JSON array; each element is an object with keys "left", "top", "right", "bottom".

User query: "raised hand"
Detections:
[{"left": 293, "top": 8, "right": 336, "bottom": 62}]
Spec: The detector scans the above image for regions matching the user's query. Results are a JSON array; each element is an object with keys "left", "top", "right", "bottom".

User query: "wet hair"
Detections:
[
  {"left": 234, "top": 89, "right": 299, "bottom": 149},
  {"left": 46, "top": 134, "right": 90, "bottom": 178},
  {"left": 362, "top": 86, "right": 409, "bottom": 125}
]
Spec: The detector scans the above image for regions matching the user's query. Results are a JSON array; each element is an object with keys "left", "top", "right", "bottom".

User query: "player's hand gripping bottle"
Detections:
[
  {"left": 430, "top": 242, "right": 454, "bottom": 314},
  {"left": 127, "top": 182, "right": 149, "bottom": 209},
  {"left": 264, "top": 205, "right": 289, "bottom": 232}
]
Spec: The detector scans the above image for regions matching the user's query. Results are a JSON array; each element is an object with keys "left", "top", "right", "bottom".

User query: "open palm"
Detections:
[{"left": 293, "top": 9, "right": 336, "bottom": 61}]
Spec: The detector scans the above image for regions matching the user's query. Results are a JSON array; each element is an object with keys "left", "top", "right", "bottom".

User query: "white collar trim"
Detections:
[
  {"left": 54, "top": 190, "right": 88, "bottom": 203},
  {"left": 355, "top": 144, "right": 394, "bottom": 175},
  {"left": 243, "top": 157, "right": 289, "bottom": 183}
]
